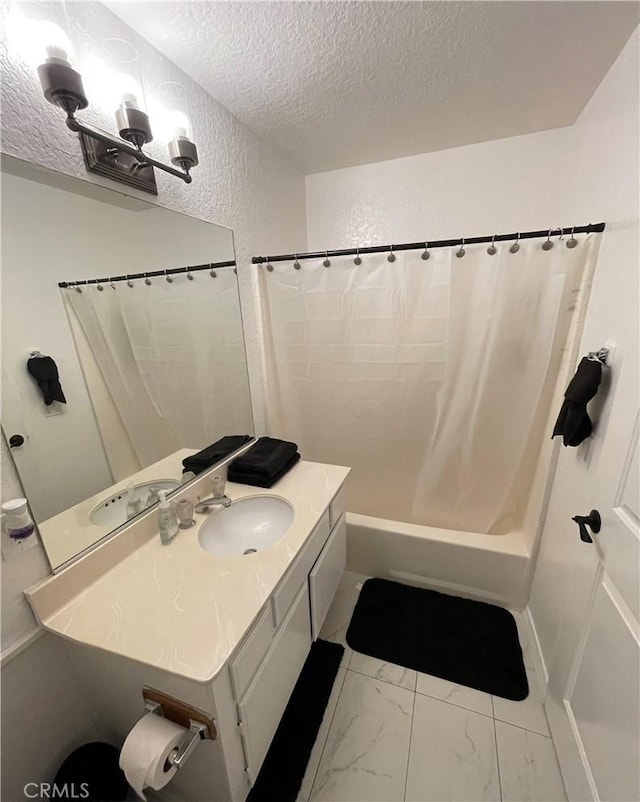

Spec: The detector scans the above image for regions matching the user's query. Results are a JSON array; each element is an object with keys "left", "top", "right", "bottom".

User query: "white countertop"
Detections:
[{"left": 29, "top": 461, "right": 349, "bottom": 683}]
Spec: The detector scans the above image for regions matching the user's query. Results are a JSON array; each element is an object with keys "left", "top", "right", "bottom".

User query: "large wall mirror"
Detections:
[{"left": 1, "top": 155, "right": 254, "bottom": 570}]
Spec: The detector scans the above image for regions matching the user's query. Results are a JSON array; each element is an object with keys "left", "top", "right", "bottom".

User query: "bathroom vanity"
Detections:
[{"left": 26, "top": 460, "right": 349, "bottom": 801}]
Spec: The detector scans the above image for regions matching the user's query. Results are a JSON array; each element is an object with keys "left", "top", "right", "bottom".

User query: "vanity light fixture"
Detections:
[{"left": 15, "top": 15, "right": 198, "bottom": 194}]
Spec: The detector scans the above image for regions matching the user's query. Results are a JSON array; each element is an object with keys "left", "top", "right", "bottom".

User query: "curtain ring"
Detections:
[
  {"left": 421, "top": 241, "right": 430, "bottom": 261},
  {"left": 96, "top": 281, "right": 104, "bottom": 291},
  {"left": 510, "top": 233, "right": 520, "bottom": 254},
  {"left": 144, "top": 273, "right": 152, "bottom": 286},
  {"left": 323, "top": 251, "right": 331, "bottom": 267},
  {"left": 387, "top": 244, "right": 396, "bottom": 263},
  {"left": 109, "top": 276, "right": 117, "bottom": 289},
  {"left": 264, "top": 257, "right": 272, "bottom": 273},
  {"left": 566, "top": 226, "right": 578, "bottom": 249},
  {"left": 186, "top": 266, "right": 194, "bottom": 280},
  {"left": 293, "top": 254, "right": 301, "bottom": 270},
  {"left": 74, "top": 283, "right": 82, "bottom": 293},
  {"left": 165, "top": 269, "right": 173, "bottom": 283},
  {"left": 126, "top": 274, "right": 134, "bottom": 288},
  {"left": 456, "top": 238, "right": 466, "bottom": 258},
  {"left": 354, "top": 247, "right": 362, "bottom": 266},
  {"left": 542, "top": 229, "right": 554, "bottom": 251},
  {"left": 487, "top": 235, "right": 497, "bottom": 255}
]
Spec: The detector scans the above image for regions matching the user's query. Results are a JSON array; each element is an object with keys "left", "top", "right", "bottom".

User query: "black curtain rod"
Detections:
[
  {"left": 58, "top": 260, "right": 237, "bottom": 288},
  {"left": 251, "top": 222, "right": 605, "bottom": 264}
]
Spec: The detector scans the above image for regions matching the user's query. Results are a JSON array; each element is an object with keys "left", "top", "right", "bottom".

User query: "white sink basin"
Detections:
[
  {"left": 89, "top": 479, "right": 180, "bottom": 527},
  {"left": 198, "top": 496, "right": 294, "bottom": 557}
]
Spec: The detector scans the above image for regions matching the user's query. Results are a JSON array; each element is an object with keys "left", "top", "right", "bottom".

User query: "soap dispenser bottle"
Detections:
[{"left": 157, "top": 490, "right": 179, "bottom": 545}]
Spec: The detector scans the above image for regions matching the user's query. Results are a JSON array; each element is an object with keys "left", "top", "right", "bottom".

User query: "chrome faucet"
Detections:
[
  {"left": 194, "top": 475, "right": 231, "bottom": 514},
  {"left": 194, "top": 495, "right": 231, "bottom": 514}
]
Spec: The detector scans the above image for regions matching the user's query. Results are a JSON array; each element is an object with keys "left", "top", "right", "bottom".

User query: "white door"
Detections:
[{"left": 542, "top": 224, "right": 639, "bottom": 802}]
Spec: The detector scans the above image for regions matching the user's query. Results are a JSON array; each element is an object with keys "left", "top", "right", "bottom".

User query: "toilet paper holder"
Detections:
[{"left": 142, "top": 686, "right": 216, "bottom": 771}]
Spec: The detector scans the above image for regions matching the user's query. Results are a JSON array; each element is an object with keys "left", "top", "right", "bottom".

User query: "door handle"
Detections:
[{"left": 572, "top": 509, "right": 601, "bottom": 543}]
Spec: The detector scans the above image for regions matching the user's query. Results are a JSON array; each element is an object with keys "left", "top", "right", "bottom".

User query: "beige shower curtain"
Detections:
[
  {"left": 65, "top": 269, "right": 252, "bottom": 476},
  {"left": 259, "top": 237, "right": 598, "bottom": 533}
]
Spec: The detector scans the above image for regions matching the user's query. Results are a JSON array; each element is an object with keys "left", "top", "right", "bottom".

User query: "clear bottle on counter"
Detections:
[{"left": 157, "top": 490, "right": 179, "bottom": 544}]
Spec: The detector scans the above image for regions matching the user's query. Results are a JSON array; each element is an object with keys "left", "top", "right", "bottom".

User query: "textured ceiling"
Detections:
[{"left": 107, "top": 1, "right": 639, "bottom": 173}]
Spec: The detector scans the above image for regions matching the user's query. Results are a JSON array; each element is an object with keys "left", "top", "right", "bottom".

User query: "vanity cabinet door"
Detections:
[
  {"left": 309, "top": 513, "right": 346, "bottom": 640},
  {"left": 238, "top": 583, "right": 311, "bottom": 782}
]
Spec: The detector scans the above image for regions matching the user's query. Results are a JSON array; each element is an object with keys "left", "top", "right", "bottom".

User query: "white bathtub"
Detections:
[{"left": 346, "top": 513, "right": 532, "bottom": 609}]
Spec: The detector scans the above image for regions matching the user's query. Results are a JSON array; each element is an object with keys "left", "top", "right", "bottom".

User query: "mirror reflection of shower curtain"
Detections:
[
  {"left": 259, "top": 238, "right": 599, "bottom": 533},
  {"left": 65, "top": 271, "right": 252, "bottom": 478}
]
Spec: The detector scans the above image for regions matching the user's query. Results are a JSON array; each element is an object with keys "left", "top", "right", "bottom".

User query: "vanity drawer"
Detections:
[
  {"left": 271, "top": 508, "right": 330, "bottom": 627},
  {"left": 310, "top": 513, "right": 347, "bottom": 639},
  {"left": 229, "top": 604, "right": 275, "bottom": 699},
  {"left": 329, "top": 483, "right": 347, "bottom": 529},
  {"left": 239, "top": 583, "right": 311, "bottom": 780}
]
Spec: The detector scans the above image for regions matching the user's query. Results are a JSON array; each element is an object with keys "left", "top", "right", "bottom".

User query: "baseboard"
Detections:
[
  {"left": 0, "top": 626, "right": 44, "bottom": 667},
  {"left": 389, "top": 569, "right": 513, "bottom": 608},
  {"left": 524, "top": 605, "right": 548, "bottom": 695}
]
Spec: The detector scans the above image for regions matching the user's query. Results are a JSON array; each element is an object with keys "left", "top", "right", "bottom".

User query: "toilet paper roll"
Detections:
[{"left": 119, "top": 712, "right": 186, "bottom": 800}]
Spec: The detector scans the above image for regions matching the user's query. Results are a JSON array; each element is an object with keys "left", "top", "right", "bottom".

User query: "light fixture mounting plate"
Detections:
[{"left": 78, "top": 131, "right": 158, "bottom": 195}]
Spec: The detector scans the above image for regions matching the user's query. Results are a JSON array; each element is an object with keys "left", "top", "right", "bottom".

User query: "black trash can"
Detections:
[{"left": 53, "top": 742, "right": 133, "bottom": 801}]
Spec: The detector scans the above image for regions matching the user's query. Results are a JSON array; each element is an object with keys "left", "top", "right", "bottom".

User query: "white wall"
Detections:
[
  {"left": 528, "top": 29, "right": 639, "bottom": 676},
  {"left": 0, "top": 1, "right": 306, "bottom": 795},
  {"left": 305, "top": 125, "right": 573, "bottom": 249}
]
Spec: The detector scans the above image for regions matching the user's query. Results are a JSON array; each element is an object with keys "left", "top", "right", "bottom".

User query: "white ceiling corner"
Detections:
[{"left": 107, "top": 1, "right": 639, "bottom": 173}]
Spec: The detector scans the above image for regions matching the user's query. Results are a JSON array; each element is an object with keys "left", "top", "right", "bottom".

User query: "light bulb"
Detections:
[
  {"left": 149, "top": 101, "right": 192, "bottom": 143},
  {"left": 83, "top": 57, "right": 143, "bottom": 113},
  {"left": 6, "top": 12, "right": 74, "bottom": 69}
]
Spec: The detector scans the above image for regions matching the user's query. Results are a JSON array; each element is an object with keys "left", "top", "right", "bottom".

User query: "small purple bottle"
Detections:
[{"left": 1, "top": 498, "right": 35, "bottom": 540}]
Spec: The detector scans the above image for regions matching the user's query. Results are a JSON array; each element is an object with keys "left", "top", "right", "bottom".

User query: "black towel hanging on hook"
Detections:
[
  {"left": 552, "top": 357, "right": 602, "bottom": 447},
  {"left": 27, "top": 355, "right": 67, "bottom": 406}
]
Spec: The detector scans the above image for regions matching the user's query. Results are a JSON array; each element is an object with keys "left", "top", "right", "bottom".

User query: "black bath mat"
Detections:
[
  {"left": 346, "top": 578, "right": 528, "bottom": 701},
  {"left": 247, "top": 639, "right": 344, "bottom": 802}
]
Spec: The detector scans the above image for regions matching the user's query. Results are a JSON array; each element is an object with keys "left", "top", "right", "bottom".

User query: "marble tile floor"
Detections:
[{"left": 298, "top": 572, "right": 567, "bottom": 802}]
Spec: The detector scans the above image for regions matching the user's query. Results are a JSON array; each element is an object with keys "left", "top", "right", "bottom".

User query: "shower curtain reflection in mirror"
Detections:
[
  {"left": 65, "top": 269, "right": 252, "bottom": 481},
  {"left": 260, "top": 238, "right": 599, "bottom": 533}
]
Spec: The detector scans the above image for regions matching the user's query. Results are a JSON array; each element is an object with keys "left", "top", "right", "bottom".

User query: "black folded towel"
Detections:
[
  {"left": 228, "top": 437, "right": 301, "bottom": 488},
  {"left": 27, "top": 356, "right": 67, "bottom": 406},
  {"left": 229, "top": 452, "right": 301, "bottom": 488},
  {"left": 552, "top": 357, "right": 602, "bottom": 447},
  {"left": 182, "top": 434, "right": 252, "bottom": 476}
]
